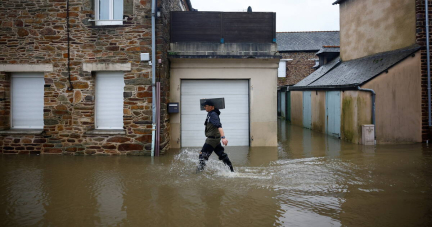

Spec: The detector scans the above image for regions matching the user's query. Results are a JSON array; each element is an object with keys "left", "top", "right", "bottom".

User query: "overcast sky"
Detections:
[{"left": 190, "top": 0, "right": 340, "bottom": 32}]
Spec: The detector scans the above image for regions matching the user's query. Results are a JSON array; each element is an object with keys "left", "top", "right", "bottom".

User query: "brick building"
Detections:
[
  {"left": 0, "top": 0, "right": 193, "bottom": 155},
  {"left": 276, "top": 31, "right": 340, "bottom": 87}
]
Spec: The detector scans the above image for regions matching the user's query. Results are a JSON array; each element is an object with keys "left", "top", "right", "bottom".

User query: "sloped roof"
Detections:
[
  {"left": 293, "top": 45, "right": 421, "bottom": 89},
  {"left": 295, "top": 56, "right": 341, "bottom": 87},
  {"left": 276, "top": 31, "right": 340, "bottom": 52},
  {"left": 316, "top": 47, "right": 340, "bottom": 55}
]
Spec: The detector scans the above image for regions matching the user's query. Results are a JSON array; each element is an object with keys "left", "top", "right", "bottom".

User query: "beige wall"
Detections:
[
  {"left": 340, "top": 0, "right": 416, "bottom": 61},
  {"left": 169, "top": 58, "right": 279, "bottom": 148},
  {"left": 312, "top": 91, "right": 326, "bottom": 133},
  {"left": 341, "top": 91, "right": 372, "bottom": 144},
  {"left": 290, "top": 91, "right": 303, "bottom": 127},
  {"left": 362, "top": 52, "right": 422, "bottom": 143}
]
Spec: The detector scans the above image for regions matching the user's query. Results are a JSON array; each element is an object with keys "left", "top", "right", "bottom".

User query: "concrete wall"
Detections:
[
  {"left": 362, "top": 52, "right": 422, "bottom": 143},
  {"left": 341, "top": 91, "right": 372, "bottom": 144},
  {"left": 290, "top": 91, "right": 303, "bottom": 127},
  {"left": 169, "top": 58, "right": 279, "bottom": 148},
  {"left": 339, "top": 0, "right": 416, "bottom": 61},
  {"left": 289, "top": 53, "right": 421, "bottom": 144},
  {"left": 290, "top": 90, "right": 373, "bottom": 144},
  {"left": 312, "top": 91, "right": 326, "bottom": 134}
]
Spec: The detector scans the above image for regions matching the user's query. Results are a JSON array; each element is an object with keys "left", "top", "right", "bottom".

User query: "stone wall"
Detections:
[
  {"left": 277, "top": 51, "right": 317, "bottom": 86},
  {"left": 416, "top": 0, "right": 432, "bottom": 142},
  {"left": 0, "top": 0, "right": 180, "bottom": 155}
]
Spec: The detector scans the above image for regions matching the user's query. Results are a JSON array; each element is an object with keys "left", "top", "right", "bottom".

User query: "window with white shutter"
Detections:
[
  {"left": 11, "top": 73, "right": 44, "bottom": 129},
  {"left": 95, "top": 72, "right": 124, "bottom": 129},
  {"left": 95, "top": 0, "right": 124, "bottom": 26},
  {"left": 278, "top": 61, "right": 287, "bottom": 78}
]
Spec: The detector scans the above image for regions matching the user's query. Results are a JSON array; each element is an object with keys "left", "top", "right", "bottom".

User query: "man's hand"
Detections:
[{"left": 222, "top": 138, "right": 228, "bottom": 146}]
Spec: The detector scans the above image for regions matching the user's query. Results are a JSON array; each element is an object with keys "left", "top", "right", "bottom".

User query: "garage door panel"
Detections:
[
  {"left": 181, "top": 131, "right": 206, "bottom": 147},
  {"left": 182, "top": 114, "right": 248, "bottom": 131},
  {"left": 181, "top": 80, "right": 249, "bottom": 147},
  {"left": 181, "top": 95, "right": 249, "bottom": 115},
  {"left": 182, "top": 80, "right": 248, "bottom": 95},
  {"left": 181, "top": 130, "right": 249, "bottom": 147}
]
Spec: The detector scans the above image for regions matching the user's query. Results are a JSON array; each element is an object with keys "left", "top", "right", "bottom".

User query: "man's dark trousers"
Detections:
[{"left": 199, "top": 143, "right": 234, "bottom": 172}]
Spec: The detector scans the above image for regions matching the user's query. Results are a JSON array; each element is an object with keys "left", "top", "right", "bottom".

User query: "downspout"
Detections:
[
  {"left": 426, "top": 0, "right": 431, "bottom": 129},
  {"left": 66, "top": 0, "right": 73, "bottom": 91},
  {"left": 358, "top": 86, "right": 376, "bottom": 143},
  {"left": 151, "top": 0, "right": 157, "bottom": 156}
]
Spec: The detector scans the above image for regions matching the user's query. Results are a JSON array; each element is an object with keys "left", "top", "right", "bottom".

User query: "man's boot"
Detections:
[
  {"left": 223, "top": 157, "right": 234, "bottom": 172},
  {"left": 196, "top": 159, "right": 206, "bottom": 172}
]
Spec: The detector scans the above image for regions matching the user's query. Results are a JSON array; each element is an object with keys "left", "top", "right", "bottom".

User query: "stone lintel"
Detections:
[
  {"left": 0, "top": 129, "right": 44, "bottom": 135},
  {"left": 0, "top": 64, "right": 53, "bottom": 72},
  {"left": 85, "top": 129, "right": 126, "bottom": 135},
  {"left": 83, "top": 63, "right": 132, "bottom": 72}
]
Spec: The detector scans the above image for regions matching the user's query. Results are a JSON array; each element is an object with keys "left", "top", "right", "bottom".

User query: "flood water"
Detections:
[{"left": 1, "top": 120, "right": 432, "bottom": 227}]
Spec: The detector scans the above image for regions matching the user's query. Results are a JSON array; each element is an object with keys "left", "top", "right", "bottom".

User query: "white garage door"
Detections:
[{"left": 181, "top": 80, "right": 249, "bottom": 147}]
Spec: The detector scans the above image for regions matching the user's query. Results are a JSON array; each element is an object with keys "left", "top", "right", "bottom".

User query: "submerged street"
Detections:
[{"left": 1, "top": 119, "right": 432, "bottom": 227}]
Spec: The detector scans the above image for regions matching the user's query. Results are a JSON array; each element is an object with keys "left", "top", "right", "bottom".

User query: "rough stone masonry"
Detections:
[{"left": 0, "top": 0, "right": 185, "bottom": 155}]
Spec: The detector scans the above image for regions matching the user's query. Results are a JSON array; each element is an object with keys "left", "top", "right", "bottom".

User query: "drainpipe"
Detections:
[
  {"left": 358, "top": 86, "right": 376, "bottom": 143},
  {"left": 151, "top": 0, "right": 157, "bottom": 156},
  {"left": 426, "top": 0, "right": 431, "bottom": 129},
  {"left": 66, "top": 0, "right": 73, "bottom": 91}
]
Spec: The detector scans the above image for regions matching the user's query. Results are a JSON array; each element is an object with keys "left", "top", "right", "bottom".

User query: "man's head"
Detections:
[{"left": 202, "top": 100, "right": 215, "bottom": 112}]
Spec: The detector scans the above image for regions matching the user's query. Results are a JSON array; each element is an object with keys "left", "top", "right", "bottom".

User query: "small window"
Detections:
[
  {"left": 95, "top": 72, "right": 125, "bottom": 129},
  {"left": 11, "top": 73, "right": 44, "bottom": 129},
  {"left": 278, "top": 61, "right": 287, "bottom": 78},
  {"left": 95, "top": 0, "right": 124, "bottom": 26}
]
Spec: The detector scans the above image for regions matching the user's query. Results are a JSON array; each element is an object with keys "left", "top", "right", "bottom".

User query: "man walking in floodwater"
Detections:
[{"left": 197, "top": 100, "right": 234, "bottom": 172}]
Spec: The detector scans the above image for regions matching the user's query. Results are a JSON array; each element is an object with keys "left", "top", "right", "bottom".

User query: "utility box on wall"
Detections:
[
  {"left": 362, "top": 124, "right": 375, "bottom": 145},
  {"left": 168, "top": 103, "right": 179, "bottom": 113}
]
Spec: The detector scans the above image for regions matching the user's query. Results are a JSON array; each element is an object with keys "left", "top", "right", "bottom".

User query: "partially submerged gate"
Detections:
[
  {"left": 325, "top": 91, "right": 341, "bottom": 138},
  {"left": 303, "top": 91, "right": 312, "bottom": 129}
]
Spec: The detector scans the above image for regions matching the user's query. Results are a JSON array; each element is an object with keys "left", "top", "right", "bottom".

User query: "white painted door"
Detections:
[{"left": 181, "top": 80, "right": 249, "bottom": 147}]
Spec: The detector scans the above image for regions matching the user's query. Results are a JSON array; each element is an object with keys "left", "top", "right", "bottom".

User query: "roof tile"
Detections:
[{"left": 276, "top": 31, "right": 340, "bottom": 52}]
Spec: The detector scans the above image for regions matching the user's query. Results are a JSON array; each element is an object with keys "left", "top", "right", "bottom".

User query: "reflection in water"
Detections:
[
  {"left": 93, "top": 168, "right": 126, "bottom": 226},
  {"left": 0, "top": 120, "right": 432, "bottom": 226},
  {"left": 2, "top": 165, "right": 47, "bottom": 226}
]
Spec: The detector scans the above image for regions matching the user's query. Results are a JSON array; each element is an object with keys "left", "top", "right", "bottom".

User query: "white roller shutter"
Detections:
[
  {"left": 181, "top": 80, "right": 249, "bottom": 147},
  {"left": 278, "top": 61, "right": 286, "bottom": 77},
  {"left": 11, "top": 73, "right": 44, "bottom": 129},
  {"left": 96, "top": 72, "right": 124, "bottom": 129}
]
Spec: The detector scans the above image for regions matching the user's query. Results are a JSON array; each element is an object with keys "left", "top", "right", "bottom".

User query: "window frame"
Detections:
[{"left": 94, "top": 0, "right": 124, "bottom": 26}]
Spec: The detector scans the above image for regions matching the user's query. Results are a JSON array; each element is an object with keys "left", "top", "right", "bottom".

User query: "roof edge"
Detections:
[
  {"left": 277, "top": 31, "right": 339, "bottom": 33},
  {"left": 290, "top": 84, "right": 359, "bottom": 91},
  {"left": 358, "top": 47, "right": 421, "bottom": 86},
  {"left": 332, "top": 0, "right": 347, "bottom": 5},
  {"left": 168, "top": 55, "right": 281, "bottom": 59},
  {"left": 294, "top": 45, "right": 422, "bottom": 88},
  {"left": 185, "top": 0, "right": 193, "bottom": 11}
]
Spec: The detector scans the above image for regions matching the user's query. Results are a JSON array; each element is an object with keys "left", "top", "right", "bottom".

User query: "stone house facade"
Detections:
[
  {"left": 0, "top": 0, "right": 192, "bottom": 155},
  {"left": 276, "top": 31, "right": 340, "bottom": 87}
]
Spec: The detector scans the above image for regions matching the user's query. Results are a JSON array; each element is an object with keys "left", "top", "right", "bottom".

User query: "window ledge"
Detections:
[
  {"left": 86, "top": 129, "right": 126, "bottom": 135},
  {"left": 0, "top": 129, "right": 44, "bottom": 135}
]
